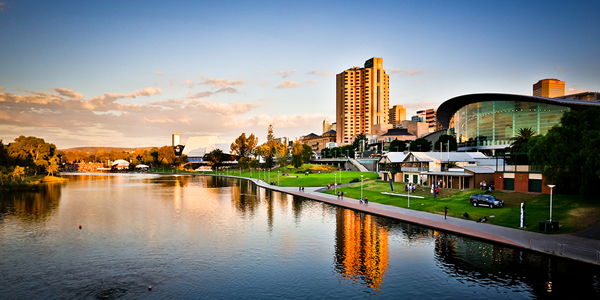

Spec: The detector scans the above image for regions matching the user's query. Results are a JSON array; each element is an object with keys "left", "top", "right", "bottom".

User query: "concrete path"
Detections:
[{"left": 244, "top": 176, "right": 600, "bottom": 265}]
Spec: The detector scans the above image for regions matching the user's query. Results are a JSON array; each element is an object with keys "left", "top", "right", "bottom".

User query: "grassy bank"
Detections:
[{"left": 322, "top": 179, "right": 600, "bottom": 234}]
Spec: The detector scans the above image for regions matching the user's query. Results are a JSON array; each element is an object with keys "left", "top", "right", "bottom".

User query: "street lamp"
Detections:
[
  {"left": 335, "top": 173, "right": 337, "bottom": 194},
  {"left": 548, "top": 185, "right": 555, "bottom": 222},
  {"left": 278, "top": 170, "right": 280, "bottom": 186},
  {"left": 360, "top": 175, "right": 364, "bottom": 202}
]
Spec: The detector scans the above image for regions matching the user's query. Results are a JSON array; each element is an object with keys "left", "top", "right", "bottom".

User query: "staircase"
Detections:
[{"left": 349, "top": 158, "right": 369, "bottom": 172}]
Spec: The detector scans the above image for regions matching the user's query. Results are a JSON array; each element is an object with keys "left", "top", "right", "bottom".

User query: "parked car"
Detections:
[{"left": 469, "top": 194, "right": 504, "bottom": 208}]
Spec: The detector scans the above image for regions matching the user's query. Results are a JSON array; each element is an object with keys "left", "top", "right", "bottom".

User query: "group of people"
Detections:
[
  {"left": 298, "top": 186, "right": 305, "bottom": 192},
  {"left": 359, "top": 196, "right": 368, "bottom": 205},
  {"left": 336, "top": 191, "right": 344, "bottom": 200},
  {"left": 480, "top": 181, "right": 493, "bottom": 192},
  {"left": 405, "top": 183, "right": 418, "bottom": 192}
]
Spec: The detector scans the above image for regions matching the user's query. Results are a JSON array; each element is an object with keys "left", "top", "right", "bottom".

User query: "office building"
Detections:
[
  {"left": 416, "top": 108, "right": 441, "bottom": 132},
  {"left": 172, "top": 133, "right": 181, "bottom": 147},
  {"left": 533, "top": 79, "right": 565, "bottom": 98},
  {"left": 388, "top": 105, "right": 406, "bottom": 126},
  {"left": 336, "top": 57, "right": 389, "bottom": 144}
]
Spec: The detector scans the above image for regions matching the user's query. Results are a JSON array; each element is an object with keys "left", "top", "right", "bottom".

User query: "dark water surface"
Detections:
[{"left": 1, "top": 174, "right": 599, "bottom": 299}]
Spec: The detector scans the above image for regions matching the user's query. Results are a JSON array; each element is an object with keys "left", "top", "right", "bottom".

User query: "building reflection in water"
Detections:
[{"left": 334, "top": 208, "right": 389, "bottom": 291}]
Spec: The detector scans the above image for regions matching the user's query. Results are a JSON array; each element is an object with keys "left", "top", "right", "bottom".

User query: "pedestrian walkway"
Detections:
[{"left": 232, "top": 175, "right": 600, "bottom": 265}]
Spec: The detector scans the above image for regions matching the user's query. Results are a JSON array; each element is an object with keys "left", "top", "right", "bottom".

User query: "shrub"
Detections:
[{"left": 350, "top": 178, "right": 360, "bottom": 183}]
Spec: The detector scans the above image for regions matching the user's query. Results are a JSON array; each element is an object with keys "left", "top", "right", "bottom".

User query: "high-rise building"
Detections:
[
  {"left": 388, "top": 105, "right": 406, "bottom": 126},
  {"left": 336, "top": 57, "right": 389, "bottom": 144},
  {"left": 415, "top": 109, "right": 441, "bottom": 132},
  {"left": 533, "top": 79, "right": 565, "bottom": 98},
  {"left": 172, "top": 133, "right": 181, "bottom": 146}
]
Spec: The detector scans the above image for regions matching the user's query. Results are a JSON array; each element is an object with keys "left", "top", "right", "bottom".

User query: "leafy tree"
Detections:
[
  {"left": 291, "top": 141, "right": 304, "bottom": 168},
  {"left": 529, "top": 108, "right": 600, "bottom": 195},
  {"left": 8, "top": 136, "right": 56, "bottom": 176},
  {"left": 206, "top": 149, "right": 224, "bottom": 171},
  {"left": 302, "top": 144, "right": 313, "bottom": 163},
  {"left": 409, "top": 138, "right": 431, "bottom": 152},
  {"left": 12, "top": 165, "right": 25, "bottom": 183},
  {"left": 158, "top": 146, "right": 176, "bottom": 165},
  {"left": 352, "top": 132, "right": 368, "bottom": 151},
  {"left": 510, "top": 127, "right": 536, "bottom": 153},
  {"left": 150, "top": 148, "right": 160, "bottom": 165},
  {"left": 274, "top": 142, "right": 289, "bottom": 170},
  {"left": 389, "top": 139, "right": 408, "bottom": 152},
  {"left": 434, "top": 135, "right": 458, "bottom": 151},
  {"left": 46, "top": 156, "right": 60, "bottom": 176},
  {"left": 230, "top": 133, "right": 258, "bottom": 158}
]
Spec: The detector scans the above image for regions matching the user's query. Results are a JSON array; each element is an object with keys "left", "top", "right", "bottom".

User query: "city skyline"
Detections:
[{"left": 1, "top": 0, "right": 599, "bottom": 148}]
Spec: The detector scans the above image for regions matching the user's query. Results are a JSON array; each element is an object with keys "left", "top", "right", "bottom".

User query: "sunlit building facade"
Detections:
[
  {"left": 388, "top": 105, "right": 406, "bottom": 126},
  {"left": 336, "top": 57, "right": 390, "bottom": 144},
  {"left": 533, "top": 78, "right": 565, "bottom": 98}
]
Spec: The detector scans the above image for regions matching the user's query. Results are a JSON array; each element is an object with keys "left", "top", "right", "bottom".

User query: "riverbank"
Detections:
[{"left": 229, "top": 174, "right": 600, "bottom": 266}]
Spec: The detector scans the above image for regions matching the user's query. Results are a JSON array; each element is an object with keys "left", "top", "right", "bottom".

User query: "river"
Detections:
[{"left": 1, "top": 174, "right": 599, "bottom": 299}]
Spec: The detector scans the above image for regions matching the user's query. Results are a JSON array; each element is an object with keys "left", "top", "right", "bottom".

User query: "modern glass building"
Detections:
[{"left": 437, "top": 93, "right": 600, "bottom": 152}]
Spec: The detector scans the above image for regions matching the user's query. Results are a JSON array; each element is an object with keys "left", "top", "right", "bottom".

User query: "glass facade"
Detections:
[{"left": 453, "top": 101, "right": 568, "bottom": 148}]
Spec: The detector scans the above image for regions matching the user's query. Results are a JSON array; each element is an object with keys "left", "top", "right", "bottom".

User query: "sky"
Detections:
[{"left": 1, "top": 0, "right": 599, "bottom": 149}]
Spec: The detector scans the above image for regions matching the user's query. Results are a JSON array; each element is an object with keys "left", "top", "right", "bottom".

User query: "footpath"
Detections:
[{"left": 237, "top": 176, "right": 600, "bottom": 266}]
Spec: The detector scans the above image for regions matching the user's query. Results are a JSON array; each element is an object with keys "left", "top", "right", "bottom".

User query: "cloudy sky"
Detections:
[{"left": 1, "top": 0, "right": 599, "bottom": 149}]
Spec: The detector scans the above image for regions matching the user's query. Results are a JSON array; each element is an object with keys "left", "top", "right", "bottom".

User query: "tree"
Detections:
[
  {"left": 529, "top": 108, "right": 600, "bottom": 195},
  {"left": 409, "top": 138, "right": 431, "bottom": 152},
  {"left": 12, "top": 165, "right": 25, "bottom": 183},
  {"left": 230, "top": 133, "right": 258, "bottom": 158},
  {"left": 46, "top": 155, "right": 60, "bottom": 176},
  {"left": 158, "top": 146, "right": 176, "bottom": 165},
  {"left": 8, "top": 136, "right": 56, "bottom": 176},
  {"left": 206, "top": 149, "right": 224, "bottom": 171},
  {"left": 352, "top": 132, "right": 368, "bottom": 151},
  {"left": 302, "top": 144, "right": 313, "bottom": 163},
  {"left": 150, "top": 147, "right": 160, "bottom": 165},
  {"left": 291, "top": 141, "right": 304, "bottom": 168},
  {"left": 274, "top": 142, "right": 289, "bottom": 170},
  {"left": 389, "top": 139, "right": 408, "bottom": 152},
  {"left": 509, "top": 127, "right": 536, "bottom": 153},
  {"left": 434, "top": 135, "right": 458, "bottom": 152}
]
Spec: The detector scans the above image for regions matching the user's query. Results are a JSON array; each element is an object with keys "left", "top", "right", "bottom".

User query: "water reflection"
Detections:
[
  {"left": 0, "top": 184, "right": 61, "bottom": 221},
  {"left": 334, "top": 208, "right": 389, "bottom": 291}
]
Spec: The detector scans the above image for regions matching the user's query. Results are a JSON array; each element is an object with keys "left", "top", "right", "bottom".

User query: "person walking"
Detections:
[
  {"left": 364, "top": 196, "right": 368, "bottom": 205},
  {"left": 444, "top": 206, "right": 448, "bottom": 219}
]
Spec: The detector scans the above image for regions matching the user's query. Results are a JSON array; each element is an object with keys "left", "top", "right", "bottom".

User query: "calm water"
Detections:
[{"left": 1, "top": 174, "right": 599, "bottom": 299}]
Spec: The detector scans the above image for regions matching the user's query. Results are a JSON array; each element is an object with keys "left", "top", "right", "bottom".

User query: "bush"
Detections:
[{"left": 350, "top": 178, "right": 360, "bottom": 183}]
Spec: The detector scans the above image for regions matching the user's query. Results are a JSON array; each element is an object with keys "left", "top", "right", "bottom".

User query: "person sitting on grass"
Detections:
[
  {"left": 463, "top": 212, "right": 469, "bottom": 219},
  {"left": 478, "top": 216, "right": 488, "bottom": 223}
]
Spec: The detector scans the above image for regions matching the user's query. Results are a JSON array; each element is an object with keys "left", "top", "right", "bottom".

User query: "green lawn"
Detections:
[
  {"left": 190, "top": 165, "right": 600, "bottom": 234},
  {"left": 322, "top": 179, "right": 600, "bottom": 234}
]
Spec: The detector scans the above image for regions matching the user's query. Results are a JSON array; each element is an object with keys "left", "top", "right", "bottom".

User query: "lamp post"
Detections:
[
  {"left": 335, "top": 173, "right": 337, "bottom": 194},
  {"left": 278, "top": 170, "right": 280, "bottom": 186},
  {"left": 360, "top": 175, "right": 364, "bottom": 202},
  {"left": 548, "top": 185, "right": 555, "bottom": 222}
]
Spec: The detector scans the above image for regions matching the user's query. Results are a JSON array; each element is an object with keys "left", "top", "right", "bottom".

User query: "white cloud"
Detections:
[
  {"left": 276, "top": 81, "right": 297, "bottom": 88},
  {"left": 308, "top": 70, "right": 331, "bottom": 76},
  {"left": 200, "top": 76, "right": 245, "bottom": 87},
  {"left": 274, "top": 69, "right": 298, "bottom": 78},
  {"left": 155, "top": 71, "right": 165, "bottom": 76}
]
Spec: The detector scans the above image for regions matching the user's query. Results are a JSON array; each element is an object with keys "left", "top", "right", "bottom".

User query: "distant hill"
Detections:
[{"left": 61, "top": 146, "right": 156, "bottom": 153}]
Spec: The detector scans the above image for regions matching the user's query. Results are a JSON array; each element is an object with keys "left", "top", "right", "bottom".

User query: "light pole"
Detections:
[
  {"left": 407, "top": 182, "right": 410, "bottom": 208},
  {"left": 548, "top": 185, "right": 555, "bottom": 222},
  {"left": 360, "top": 175, "right": 364, "bottom": 202},
  {"left": 278, "top": 171, "right": 280, "bottom": 186},
  {"left": 335, "top": 173, "right": 337, "bottom": 194}
]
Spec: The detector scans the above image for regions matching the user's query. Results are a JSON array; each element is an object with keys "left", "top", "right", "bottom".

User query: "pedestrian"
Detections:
[
  {"left": 480, "top": 181, "right": 483, "bottom": 190},
  {"left": 299, "top": 186, "right": 301, "bottom": 191},
  {"left": 483, "top": 181, "right": 486, "bottom": 190},
  {"left": 337, "top": 192, "right": 340, "bottom": 199},
  {"left": 341, "top": 191, "right": 344, "bottom": 200},
  {"left": 364, "top": 196, "right": 368, "bottom": 205},
  {"left": 302, "top": 186, "right": 304, "bottom": 192},
  {"left": 444, "top": 206, "right": 447, "bottom": 219},
  {"left": 413, "top": 184, "right": 417, "bottom": 192}
]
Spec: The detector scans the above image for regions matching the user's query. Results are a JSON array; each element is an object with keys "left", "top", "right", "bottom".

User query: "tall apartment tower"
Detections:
[
  {"left": 336, "top": 57, "right": 389, "bottom": 144},
  {"left": 388, "top": 105, "right": 406, "bottom": 126},
  {"left": 416, "top": 109, "right": 441, "bottom": 132},
  {"left": 533, "top": 79, "right": 565, "bottom": 98},
  {"left": 172, "top": 133, "right": 181, "bottom": 146}
]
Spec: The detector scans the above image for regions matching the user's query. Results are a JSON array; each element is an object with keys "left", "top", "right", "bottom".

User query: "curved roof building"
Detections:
[{"left": 437, "top": 93, "right": 600, "bottom": 152}]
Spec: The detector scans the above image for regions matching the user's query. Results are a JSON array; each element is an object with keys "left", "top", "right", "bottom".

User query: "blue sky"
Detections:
[{"left": 1, "top": 0, "right": 599, "bottom": 148}]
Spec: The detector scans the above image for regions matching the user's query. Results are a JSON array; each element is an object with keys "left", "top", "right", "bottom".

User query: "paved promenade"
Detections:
[{"left": 242, "top": 177, "right": 600, "bottom": 265}]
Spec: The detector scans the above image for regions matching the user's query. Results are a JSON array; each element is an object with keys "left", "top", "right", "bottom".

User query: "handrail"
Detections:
[{"left": 529, "top": 238, "right": 600, "bottom": 262}]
